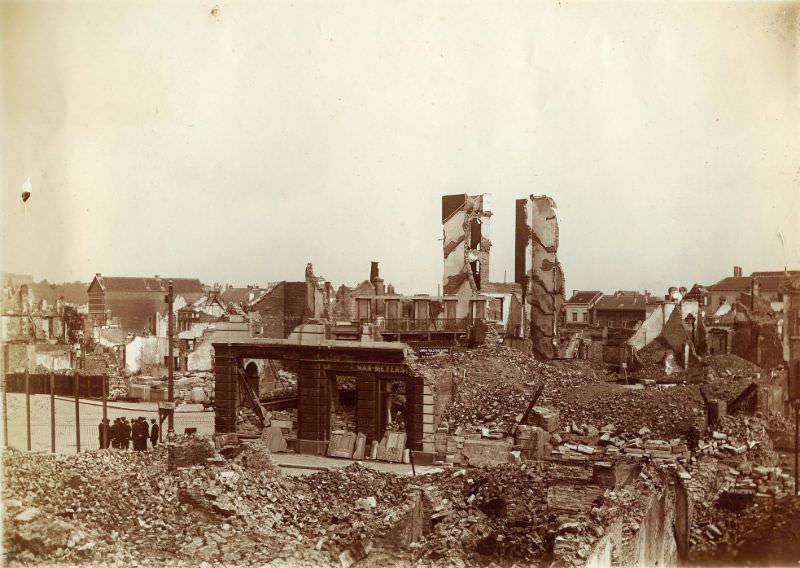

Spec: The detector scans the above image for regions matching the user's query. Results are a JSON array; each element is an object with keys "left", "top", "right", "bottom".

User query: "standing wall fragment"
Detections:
[{"left": 515, "top": 195, "right": 565, "bottom": 359}]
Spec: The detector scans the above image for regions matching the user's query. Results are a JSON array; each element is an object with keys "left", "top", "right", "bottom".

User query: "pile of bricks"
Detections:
[{"left": 718, "top": 465, "right": 796, "bottom": 502}]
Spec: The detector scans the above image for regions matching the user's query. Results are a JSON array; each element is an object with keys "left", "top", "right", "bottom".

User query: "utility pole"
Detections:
[{"left": 166, "top": 280, "right": 175, "bottom": 436}]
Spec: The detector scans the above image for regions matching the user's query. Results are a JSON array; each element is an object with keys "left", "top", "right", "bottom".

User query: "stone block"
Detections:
[
  {"left": 461, "top": 438, "right": 513, "bottom": 467},
  {"left": 530, "top": 407, "right": 560, "bottom": 432},
  {"left": 547, "top": 484, "right": 603, "bottom": 512}
]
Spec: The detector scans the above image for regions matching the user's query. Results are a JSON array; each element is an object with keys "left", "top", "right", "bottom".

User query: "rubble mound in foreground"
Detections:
[
  {"left": 2, "top": 442, "right": 420, "bottom": 567},
  {"left": 414, "top": 461, "right": 667, "bottom": 566}
]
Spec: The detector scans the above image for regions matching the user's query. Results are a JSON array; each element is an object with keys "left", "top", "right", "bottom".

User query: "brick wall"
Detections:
[
  {"left": 250, "top": 282, "right": 311, "bottom": 339},
  {"left": 297, "top": 360, "right": 329, "bottom": 454},
  {"left": 282, "top": 282, "right": 308, "bottom": 336}
]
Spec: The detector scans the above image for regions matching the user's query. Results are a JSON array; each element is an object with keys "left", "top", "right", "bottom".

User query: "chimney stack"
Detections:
[
  {"left": 370, "top": 261, "right": 379, "bottom": 284},
  {"left": 734, "top": 266, "right": 743, "bottom": 278},
  {"left": 374, "top": 277, "right": 385, "bottom": 296}
]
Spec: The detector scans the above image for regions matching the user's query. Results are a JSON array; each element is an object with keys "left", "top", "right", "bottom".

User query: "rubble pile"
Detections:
[
  {"left": 415, "top": 464, "right": 555, "bottom": 564},
  {"left": 173, "top": 370, "right": 215, "bottom": 401},
  {"left": 268, "top": 369, "right": 299, "bottom": 398},
  {"left": 414, "top": 461, "right": 622, "bottom": 565},
  {"left": 2, "top": 443, "right": 423, "bottom": 566},
  {"left": 237, "top": 407, "right": 263, "bottom": 436},
  {"left": 553, "top": 382, "right": 706, "bottom": 439},
  {"left": 170, "top": 433, "right": 216, "bottom": 466},
  {"left": 105, "top": 368, "right": 129, "bottom": 400},
  {"left": 552, "top": 423, "right": 691, "bottom": 464},
  {"left": 702, "top": 354, "right": 762, "bottom": 377},
  {"left": 698, "top": 414, "right": 778, "bottom": 465},
  {"left": 689, "top": 467, "right": 800, "bottom": 564},
  {"left": 419, "top": 343, "right": 603, "bottom": 434}
]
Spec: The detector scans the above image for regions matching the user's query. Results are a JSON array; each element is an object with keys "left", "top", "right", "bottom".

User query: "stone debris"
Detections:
[
  {"left": 2, "top": 442, "right": 421, "bottom": 567},
  {"left": 417, "top": 343, "right": 604, "bottom": 436}
]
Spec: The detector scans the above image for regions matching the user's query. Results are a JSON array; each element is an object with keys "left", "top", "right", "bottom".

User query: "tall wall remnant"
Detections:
[
  {"left": 442, "top": 194, "right": 492, "bottom": 295},
  {"left": 515, "top": 195, "right": 565, "bottom": 359}
]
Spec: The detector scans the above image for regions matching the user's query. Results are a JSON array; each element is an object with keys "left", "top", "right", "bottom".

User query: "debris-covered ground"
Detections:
[
  {"left": 417, "top": 343, "right": 774, "bottom": 441},
  {"left": 417, "top": 343, "right": 605, "bottom": 435},
  {"left": 5, "top": 341, "right": 795, "bottom": 567},
  {"left": 2, "top": 439, "right": 421, "bottom": 567},
  {"left": 2, "top": 439, "right": 666, "bottom": 567},
  {"left": 411, "top": 460, "right": 666, "bottom": 566}
]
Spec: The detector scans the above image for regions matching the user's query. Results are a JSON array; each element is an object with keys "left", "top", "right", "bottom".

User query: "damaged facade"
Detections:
[
  {"left": 515, "top": 195, "right": 565, "bottom": 359},
  {"left": 338, "top": 194, "right": 527, "bottom": 347},
  {"left": 1, "top": 280, "right": 84, "bottom": 373}
]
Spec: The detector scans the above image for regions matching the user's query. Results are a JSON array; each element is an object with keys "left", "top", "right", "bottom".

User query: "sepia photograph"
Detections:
[{"left": 1, "top": 1, "right": 799, "bottom": 566}]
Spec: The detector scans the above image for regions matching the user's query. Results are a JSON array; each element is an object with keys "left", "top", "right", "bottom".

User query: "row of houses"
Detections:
[
  {"left": 562, "top": 266, "right": 797, "bottom": 372},
  {"left": 564, "top": 267, "right": 798, "bottom": 331}
]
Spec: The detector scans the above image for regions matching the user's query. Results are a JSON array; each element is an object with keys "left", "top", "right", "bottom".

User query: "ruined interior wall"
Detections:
[
  {"left": 518, "top": 195, "right": 565, "bottom": 359},
  {"left": 5, "top": 343, "right": 36, "bottom": 372},
  {"left": 331, "top": 285, "right": 355, "bottom": 321},
  {"left": 443, "top": 209, "right": 468, "bottom": 293},
  {"left": 249, "top": 284, "right": 287, "bottom": 338},
  {"left": 187, "top": 329, "right": 215, "bottom": 371},
  {"left": 442, "top": 194, "right": 491, "bottom": 295},
  {"left": 34, "top": 348, "right": 71, "bottom": 371}
]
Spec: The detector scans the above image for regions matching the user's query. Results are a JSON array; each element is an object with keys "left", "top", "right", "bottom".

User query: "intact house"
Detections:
[
  {"left": 563, "top": 290, "right": 603, "bottom": 327},
  {"left": 708, "top": 266, "right": 800, "bottom": 314},
  {"left": 87, "top": 274, "right": 204, "bottom": 333},
  {"left": 592, "top": 291, "right": 648, "bottom": 329},
  {"left": 750, "top": 270, "right": 800, "bottom": 312},
  {"left": 708, "top": 267, "right": 752, "bottom": 313}
]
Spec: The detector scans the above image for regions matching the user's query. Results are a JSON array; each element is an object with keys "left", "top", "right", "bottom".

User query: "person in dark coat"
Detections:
[
  {"left": 133, "top": 417, "right": 149, "bottom": 451},
  {"left": 98, "top": 418, "right": 110, "bottom": 449},
  {"left": 110, "top": 418, "right": 122, "bottom": 449},
  {"left": 131, "top": 418, "right": 141, "bottom": 451},
  {"left": 121, "top": 418, "right": 132, "bottom": 450},
  {"left": 149, "top": 419, "right": 160, "bottom": 448}
]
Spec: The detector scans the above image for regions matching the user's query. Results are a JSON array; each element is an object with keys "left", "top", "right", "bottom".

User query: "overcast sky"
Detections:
[{"left": 2, "top": 1, "right": 799, "bottom": 296}]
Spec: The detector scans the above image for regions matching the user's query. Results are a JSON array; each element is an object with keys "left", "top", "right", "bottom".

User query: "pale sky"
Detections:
[{"left": 2, "top": 1, "right": 799, "bottom": 296}]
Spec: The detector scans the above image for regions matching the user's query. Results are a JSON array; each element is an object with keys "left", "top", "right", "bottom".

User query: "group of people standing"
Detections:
[{"left": 98, "top": 416, "right": 159, "bottom": 450}]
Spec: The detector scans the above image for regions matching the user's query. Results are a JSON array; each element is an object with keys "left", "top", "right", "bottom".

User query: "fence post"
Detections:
[
  {"left": 2, "top": 373, "right": 7, "bottom": 448},
  {"left": 74, "top": 374, "right": 81, "bottom": 453},
  {"left": 101, "top": 375, "right": 108, "bottom": 449},
  {"left": 50, "top": 372, "right": 56, "bottom": 453},
  {"left": 25, "top": 371, "right": 31, "bottom": 451}
]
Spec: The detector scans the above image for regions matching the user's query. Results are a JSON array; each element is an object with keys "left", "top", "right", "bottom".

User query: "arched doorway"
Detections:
[{"left": 245, "top": 361, "right": 259, "bottom": 396}]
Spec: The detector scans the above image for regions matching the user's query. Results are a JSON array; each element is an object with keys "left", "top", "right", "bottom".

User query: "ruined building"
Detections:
[
  {"left": 515, "top": 195, "right": 565, "bottom": 359},
  {"left": 442, "top": 193, "right": 492, "bottom": 295}
]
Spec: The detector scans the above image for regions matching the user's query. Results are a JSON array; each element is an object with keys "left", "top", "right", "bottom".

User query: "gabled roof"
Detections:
[
  {"left": 221, "top": 287, "right": 255, "bottom": 305},
  {"left": 751, "top": 271, "right": 800, "bottom": 293},
  {"left": 565, "top": 290, "right": 602, "bottom": 305},
  {"left": 594, "top": 293, "right": 647, "bottom": 312},
  {"left": 710, "top": 276, "right": 752, "bottom": 292},
  {"left": 90, "top": 275, "right": 203, "bottom": 294}
]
